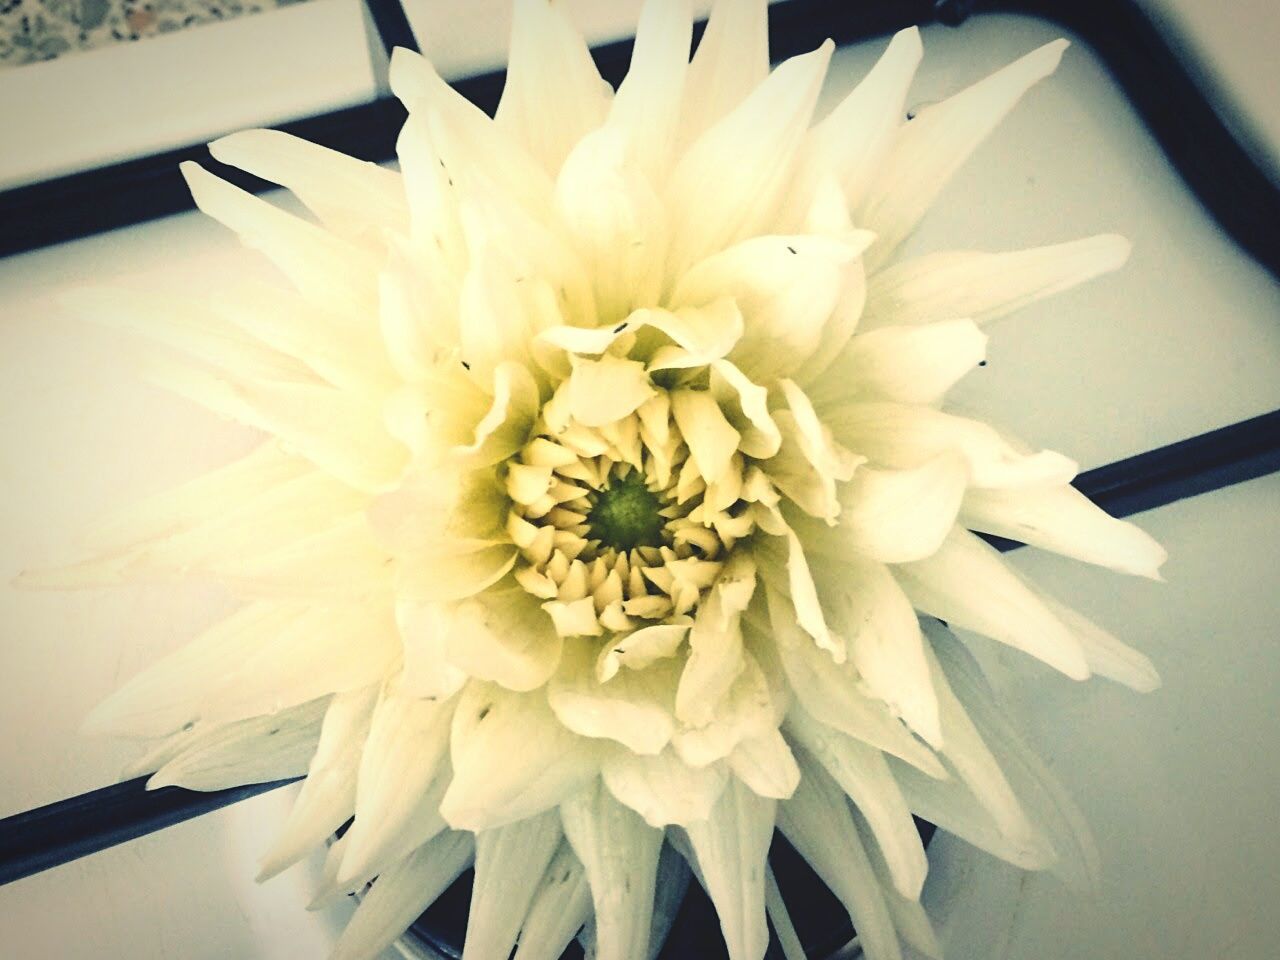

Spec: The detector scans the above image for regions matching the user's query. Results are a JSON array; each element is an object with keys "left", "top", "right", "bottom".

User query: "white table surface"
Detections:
[{"left": 1, "top": 4, "right": 1278, "bottom": 959}]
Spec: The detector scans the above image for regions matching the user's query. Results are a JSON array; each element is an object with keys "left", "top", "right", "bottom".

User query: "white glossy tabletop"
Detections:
[{"left": 1, "top": 5, "right": 1278, "bottom": 959}]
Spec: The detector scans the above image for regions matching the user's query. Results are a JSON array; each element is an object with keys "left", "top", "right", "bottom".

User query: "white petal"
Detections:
[
  {"left": 1043, "top": 597, "right": 1160, "bottom": 692},
  {"left": 786, "top": 705, "right": 927, "bottom": 900},
  {"left": 849, "top": 806, "right": 942, "bottom": 959},
  {"left": 257, "top": 685, "right": 378, "bottom": 881},
  {"left": 666, "top": 41, "right": 833, "bottom": 276},
  {"left": 454, "top": 361, "right": 541, "bottom": 468},
  {"left": 671, "top": 232, "right": 872, "bottom": 381},
  {"left": 208, "top": 129, "right": 407, "bottom": 243},
  {"left": 568, "top": 354, "right": 656, "bottom": 427},
  {"left": 677, "top": 0, "right": 768, "bottom": 145},
  {"left": 726, "top": 728, "right": 800, "bottom": 800},
  {"left": 513, "top": 841, "right": 593, "bottom": 960},
  {"left": 338, "top": 689, "right": 455, "bottom": 886},
  {"left": 496, "top": 0, "right": 611, "bottom": 176},
  {"left": 763, "top": 586, "right": 945, "bottom": 778},
  {"left": 838, "top": 454, "right": 968, "bottom": 565},
  {"left": 180, "top": 162, "right": 378, "bottom": 320},
  {"left": 861, "top": 234, "right": 1132, "bottom": 330},
  {"left": 675, "top": 552, "right": 755, "bottom": 725},
  {"left": 826, "top": 401, "right": 1078, "bottom": 489},
  {"left": 465, "top": 809, "right": 564, "bottom": 960},
  {"left": 764, "top": 864, "right": 806, "bottom": 960},
  {"left": 397, "top": 545, "right": 518, "bottom": 603},
  {"left": 85, "top": 601, "right": 393, "bottom": 738},
  {"left": 709, "top": 360, "right": 781, "bottom": 459},
  {"left": 811, "top": 319, "right": 988, "bottom": 407},
  {"left": 148, "top": 697, "right": 326, "bottom": 791},
  {"left": 602, "top": 748, "right": 729, "bottom": 827},
  {"left": 444, "top": 682, "right": 604, "bottom": 831},
  {"left": 561, "top": 778, "right": 664, "bottom": 960},
  {"left": 754, "top": 525, "right": 843, "bottom": 660},
  {"left": 777, "top": 750, "right": 903, "bottom": 960},
  {"left": 896, "top": 529, "right": 1090, "bottom": 679},
  {"left": 442, "top": 586, "right": 564, "bottom": 692},
  {"left": 596, "top": 622, "right": 691, "bottom": 682},
  {"left": 396, "top": 600, "right": 470, "bottom": 700},
  {"left": 961, "top": 482, "right": 1167, "bottom": 579},
  {"left": 639, "top": 299, "right": 745, "bottom": 371},
  {"left": 329, "top": 831, "right": 474, "bottom": 960},
  {"left": 669, "top": 388, "right": 741, "bottom": 484},
  {"left": 550, "top": 639, "right": 679, "bottom": 755},
  {"left": 671, "top": 652, "right": 775, "bottom": 767},
  {"left": 609, "top": 0, "right": 692, "bottom": 180},
  {"left": 931, "top": 635, "right": 1099, "bottom": 892},
  {"left": 683, "top": 778, "right": 775, "bottom": 960},
  {"left": 858, "top": 40, "right": 1070, "bottom": 269}
]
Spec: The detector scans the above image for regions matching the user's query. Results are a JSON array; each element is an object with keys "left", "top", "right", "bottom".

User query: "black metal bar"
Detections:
[
  {"left": 363, "top": 0, "right": 420, "bottom": 58},
  {"left": 0, "top": 775, "right": 298, "bottom": 887}
]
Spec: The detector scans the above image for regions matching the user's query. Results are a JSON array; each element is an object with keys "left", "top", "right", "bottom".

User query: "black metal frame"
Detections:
[{"left": 2, "top": 0, "right": 1278, "bottom": 919}]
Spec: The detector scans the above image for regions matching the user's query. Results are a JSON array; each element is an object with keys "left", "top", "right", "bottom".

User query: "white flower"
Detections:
[{"left": 29, "top": 2, "right": 1167, "bottom": 958}]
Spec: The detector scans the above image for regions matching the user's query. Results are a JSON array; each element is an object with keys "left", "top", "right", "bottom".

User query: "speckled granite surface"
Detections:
[{"left": 0, "top": 0, "right": 309, "bottom": 67}]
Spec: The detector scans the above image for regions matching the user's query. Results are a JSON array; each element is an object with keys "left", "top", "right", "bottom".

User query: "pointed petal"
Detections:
[
  {"left": 684, "top": 778, "right": 776, "bottom": 960},
  {"left": 850, "top": 805, "right": 943, "bottom": 959},
  {"left": 208, "top": 129, "right": 407, "bottom": 243},
  {"left": 670, "top": 388, "right": 741, "bottom": 485},
  {"left": 666, "top": 41, "right": 833, "bottom": 276},
  {"left": 671, "top": 652, "right": 776, "bottom": 767},
  {"left": 148, "top": 697, "right": 326, "bottom": 791},
  {"left": 896, "top": 529, "right": 1091, "bottom": 679},
  {"left": 496, "top": 0, "right": 611, "bottom": 176},
  {"left": 329, "top": 831, "right": 474, "bottom": 960},
  {"left": 858, "top": 40, "right": 1070, "bottom": 269},
  {"left": 1043, "top": 597, "right": 1160, "bottom": 692},
  {"left": 786, "top": 706, "right": 928, "bottom": 900},
  {"left": 257, "top": 685, "right": 378, "bottom": 881},
  {"left": 777, "top": 750, "right": 902, "bottom": 960},
  {"left": 961, "top": 482, "right": 1167, "bottom": 579},
  {"left": 396, "top": 600, "right": 470, "bottom": 700},
  {"left": 838, "top": 454, "right": 968, "bottom": 565},
  {"left": 443, "top": 682, "right": 604, "bottom": 831},
  {"left": 443, "top": 586, "right": 564, "bottom": 692},
  {"left": 596, "top": 622, "right": 691, "bottom": 682},
  {"left": 812, "top": 319, "right": 988, "bottom": 407},
  {"left": 609, "top": 0, "right": 692, "bottom": 180},
  {"left": 561, "top": 778, "right": 664, "bottom": 960},
  {"left": 602, "top": 748, "right": 729, "bottom": 827},
  {"left": 513, "top": 841, "right": 593, "bottom": 960},
  {"left": 726, "top": 728, "right": 800, "bottom": 800},
  {"left": 550, "top": 638, "right": 679, "bottom": 754},
  {"left": 826, "top": 401, "right": 1077, "bottom": 489},
  {"left": 465, "top": 809, "right": 564, "bottom": 960},
  {"left": 677, "top": 0, "right": 768, "bottom": 145},
  {"left": 861, "top": 235, "right": 1131, "bottom": 330},
  {"left": 764, "top": 863, "right": 807, "bottom": 960},
  {"left": 338, "top": 690, "right": 455, "bottom": 886}
]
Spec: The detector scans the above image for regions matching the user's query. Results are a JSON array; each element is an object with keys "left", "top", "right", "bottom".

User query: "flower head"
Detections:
[{"left": 37, "top": 1, "right": 1167, "bottom": 958}]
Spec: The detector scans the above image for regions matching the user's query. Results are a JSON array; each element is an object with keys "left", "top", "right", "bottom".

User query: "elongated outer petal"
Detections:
[
  {"left": 851, "top": 806, "right": 942, "bottom": 960},
  {"left": 786, "top": 705, "right": 927, "bottom": 900},
  {"left": 496, "top": 0, "right": 611, "bottom": 176},
  {"left": 84, "top": 601, "right": 392, "bottom": 737},
  {"left": 678, "top": 0, "right": 767, "bottom": 145},
  {"left": 330, "top": 830, "right": 475, "bottom": 960},
  {"left": 727, "top": 728, "right": 800, "bottom": 800},
  {"left": 812, "top": 319, "right": 988, "bottom": 408},
  {"left": 665, "top": 40, "right": 833, "bottom": 277},
  {"left": 764, "top": 864, "right": 806, "bottom": 960},
  {"left": 609, "top": 0, "right": 692, "bottom": 181},
  {"left": 826, "top": 401, "right": 1077, "bottom": 490},
  {"left": 147, "top": 697, "right": 327, "bottom": 791},
  {"left": 513, "top": 841, "right": 593, "bottom": 960},
  {"left": 930, "top": 633, "right": 1100, "bottom": 892},
  {"left": 764, "top": 587, "right": 946, "bottom": 778},
  {"left": 550, "top": 639, "right": 680, "bottom": 755},
  {"left": 858, "top": 40, "right": 1070, "bottom": 269},
  {"left": 444, "top": 682, "right": 605, "bottom": 831},
  {"left": 144, "top": 358, "right": 407, "bottom": 494},
  {"left": 838, "top": 453, "right": 968, "bottom": 566},
  {"left": 396, "top": 600, "right": 469, "bottom": 701},
  {"left": 180, "top": 162, "right": 378, "bottom": 320},
  {"left": 861, "top": 235, "right": 1132, "bottom": 331},
  {"left": 208, "top": 129, "right": 407, "bottom": 243},
  {"left": 684, "top": 778, "right": 776, "bottom": 960},
  {"left": 257, "top": 684, "right": 378, "bottom": 881},
  {"left": 671, "top": 232, "right": 871, "bottom": 382},
  {"left": 896, "top": 529, "right": 1090, "bottom": 679},
  {"left": 561, "top": 778, "right": 663, "bottom": 960},
  {"left": 1042, "top": 596, "right": 1160, "bottom": 692},
  {"left": 337, "top": 690, "right": 455, "bottom": 887},
  {"left": 961, "top": 482, "right": 1167, "bottom": 579},
  {"left": 602, "top": 747, "right": 729, "bottom": 827},
  {"left": 777, "top": 750, "right": 902, "bottom": 960},
  {"left": 465, "top": 809, "right": 564, "bottom": 960}
]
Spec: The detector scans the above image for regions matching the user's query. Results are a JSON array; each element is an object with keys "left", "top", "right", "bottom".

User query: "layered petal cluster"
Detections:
[{"left": 34, "top": 2, "right": 1167, "bottom": 959}]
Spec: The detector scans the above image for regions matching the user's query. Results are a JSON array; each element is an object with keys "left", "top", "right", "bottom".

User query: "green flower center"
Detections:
[{"left": 585, "top": 471, "right": 665, "bottom": 551}]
